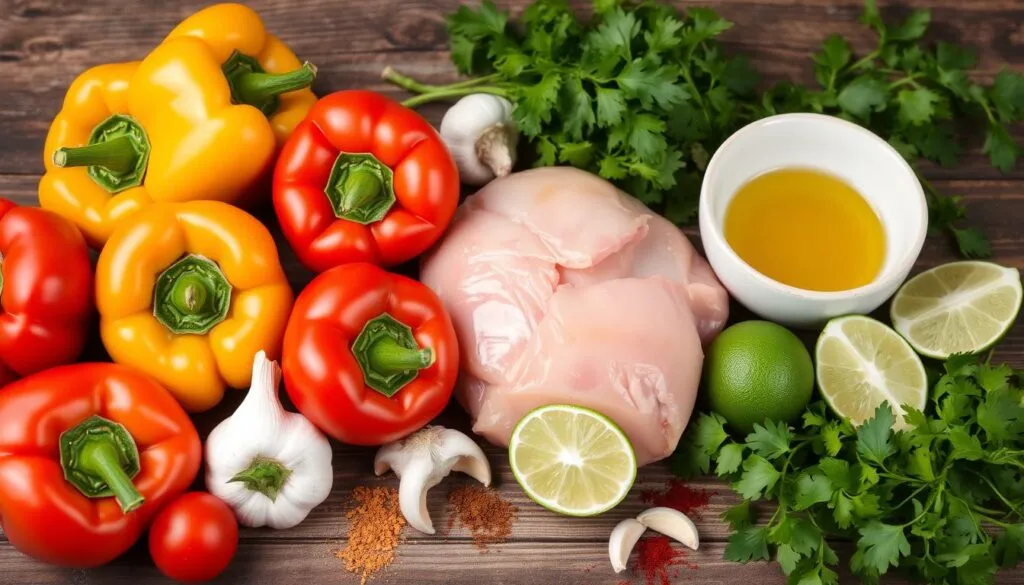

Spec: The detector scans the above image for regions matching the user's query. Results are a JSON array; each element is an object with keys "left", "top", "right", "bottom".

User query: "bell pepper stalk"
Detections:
[
  {"left": 205, "top": 351, "right": 333, "bottom": 529},
  {"left": 282, "top": 263, "right": 460, "bottom": 445},
  {"left": 0, "top": 199, "right": 93, "bottom": 385},
  {"left": 273, "top": 90, "right": 460, "bottom": 271},
  {"left": 0, "top": 363, "right": 201, "bottom": 568},
  {"left": 96, "top": 200, "right": 294, "bottom": 413}
]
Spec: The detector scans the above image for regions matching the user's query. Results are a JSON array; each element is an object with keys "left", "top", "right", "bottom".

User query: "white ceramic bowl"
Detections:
[{"left": 698, "top": 113, "right": 928, "bottom": 328}]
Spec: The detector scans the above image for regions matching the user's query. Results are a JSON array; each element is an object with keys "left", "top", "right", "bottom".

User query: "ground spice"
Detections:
[
  {"left": 634, "top": 536, "right": 697, "bottom": 585},
  {"left": 336, "top": 486, "right": 406, "bottom": 585},
  {"left": 640, "top": 479, "right": 713, "bottom": 518},
  {"left": 446, "top": 484, "right": 518, "bottom": 550}
]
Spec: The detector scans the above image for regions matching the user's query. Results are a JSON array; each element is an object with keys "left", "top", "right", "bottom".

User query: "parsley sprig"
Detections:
[
  {"left": 677, "top": 355, "right": 1024, "bottom": 585},
  {"left": 383, "top": 0, "right": 1024, "bottom": 259}
]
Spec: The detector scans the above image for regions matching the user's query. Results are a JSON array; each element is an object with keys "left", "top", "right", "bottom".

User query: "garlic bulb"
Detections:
[
  {"left": 205, "top": 351, "right": 333, "bottom": 529},
  {"left": 439, "top": 94, "right": 519, "bottom": 186}
]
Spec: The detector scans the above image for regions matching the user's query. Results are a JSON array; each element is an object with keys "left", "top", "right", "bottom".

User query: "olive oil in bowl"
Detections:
[{"left": 723, "top": 168, "right": 886, "bottom": 292}]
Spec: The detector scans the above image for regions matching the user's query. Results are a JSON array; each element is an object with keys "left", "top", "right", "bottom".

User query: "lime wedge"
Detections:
[
  {"left": 815, "top": 316, "right": 927, "bottom": 429},
  {"left": 509, "top": 405, "right": 636, "bottom": 517},
  {"left": 890, "top": 261, "right": 1022, "bottom": 360}
]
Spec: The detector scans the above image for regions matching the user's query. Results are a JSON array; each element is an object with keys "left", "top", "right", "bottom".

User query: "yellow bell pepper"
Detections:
[
  {"left": 39, "top": 4, "right": 317, "bottom": 248},
  {"left": 39, "top": 63, "right": 150, "bottom": 248},
  {"left": 96, "top": 200, "right": 294, "bottom": 412},
  {"left": 163, "top": 3, "right": 318, "bottom": 145}
]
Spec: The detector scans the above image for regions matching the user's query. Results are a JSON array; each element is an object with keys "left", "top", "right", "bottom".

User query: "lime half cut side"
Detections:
[
  {"left": 509, "top": 404, "right": 637, "bottom": 517},
  {"left": 816, "top": 316, "right": 927, "bottom": 430},
  {"left": 891, "top": 261, "right": 1022, "bottom": 360}
]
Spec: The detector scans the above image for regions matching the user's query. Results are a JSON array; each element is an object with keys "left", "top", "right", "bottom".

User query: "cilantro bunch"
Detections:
[
  {"left": 383, "top": 0, "right": 1024, "bottom": 259},
  {"left": 678, "top": 356, "right": 1024, "bottom": 585}
]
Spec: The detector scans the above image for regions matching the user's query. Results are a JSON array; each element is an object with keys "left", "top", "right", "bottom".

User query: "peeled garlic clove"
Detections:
[
  {"left": 608, "top": 518, "right": 647, "bottom": 573},
  {"left": 636, "top": 507, "right": 700, "bottom": 550}
]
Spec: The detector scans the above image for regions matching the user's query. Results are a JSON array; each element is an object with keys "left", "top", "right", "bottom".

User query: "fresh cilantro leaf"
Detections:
[
  {"left": 978, "top": 388, "right": 1024, "bottom": 442},
  {"left": 770, "top": 517, "right": 822, "bottom": 556},
  {"left": 859, "top": 0, "right": 884, "bottom": 34},
  {"left": 906, "top": 446, "right": 936, "bottom": 481},
  {"left": 745, "top": 420, "right": 792, "bottom": 460},
  {"left": 793, "top": 471, "right": 833, "bottom": 511},
  {"left": 978, "top": 364, "right": 1013, "bottom": 392},
  {"left": 733, "top": 455, "right": 781, "bottom": 500},
  {"left": 594, "top": 87, "right": 627, "bottom": 128},
  {"left": 821, "top": 422, "right": 845, "bottom": 457},
  {"left": 514, "top": 72, "right": 562, "bottom": 136},
  {"left": 851, "top": 492, "right": 883, "bottom": 520},
  {"left": 722, "top": 500, "right": 752, "bottom": 530},
  {"left": 993, "top": 525, "right": 1024, "bottom": 568},
  {"left": 725, "top": 526, "right": 770, "bottom": 563},
  {"left": 897, "top": 88, "right": 940, "bottom": 125},
  {"left": 598, "top": 154, "right": 627, "bottom": 181},
  {"left": 814, "top": 34, "right": 852, "bottom": 89},
  {"left": 559, "top": 76, "right": 595, "bottom": 140},
  {"left": 588, "top": 7, "right": 639, "bottom": 59},
  {"left": 832, "top": 492, "right": 855, "bottom": 529},
  {"left": 803, "top": 404, "right": 829, "bottom": 429},
  {"left": 984, "top": 124, "right": 1020, "bottom": 173},
  {"left": 837, "top": 76, "right": 889, "bottom": 119},
  {"left": 616, "top": 60, "right": 686, "bottom": 110},
  {"left": 990, "top": 69, "right": 1024, "bottom": 121},
  {"left": 955, "top": 224, "right": 993, "bottom": 259},
  {"left": 557, "top": 141, "right": 595, "bottom": 167},
  {"left": 776, "top": 543, "right": 802, "bottom": 575},
  {"left": 682, "top": 7, "right": 732, "bottom": 47},
  {"left": 888, "top": 9, "right": 931, "bottom": 42},
  {"left": 534, "top": 136, "right": 557, "bottom": 167},
  {"left": 643, "top": 14, "right": 684, "bottom": 53},
  {"left": 857, "top": 522, "right": 911, "bottom": 574},
  {"left": 857, "top": 403, "right": 895, "bottom": 463},
  {"left": 945, "top": 354, "right": 979, "bottom": 378},
  {"left": 621, "top": 113, "right": 667, "bottom": 160},
  {"left": 949, "top": 425, "right": 985, "bottom": 461},
  {"left": 819, "top": 458, "right": 857, "bottom": 493},
  {"left": 690, "top": 412, "right": 729, "bottom": 456},
  {"left": 716, "top": 442, "right": 746, "bottom": 476}
]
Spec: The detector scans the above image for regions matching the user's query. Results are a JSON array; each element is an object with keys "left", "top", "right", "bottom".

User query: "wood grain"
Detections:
[{"left": 0, "top": 0, "right": 1022, "bottom": 175}]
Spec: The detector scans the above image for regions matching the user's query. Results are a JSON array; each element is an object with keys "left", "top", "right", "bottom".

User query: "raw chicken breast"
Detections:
[{"left": 421, "top": 167, "right": 728, "bottom": 465}]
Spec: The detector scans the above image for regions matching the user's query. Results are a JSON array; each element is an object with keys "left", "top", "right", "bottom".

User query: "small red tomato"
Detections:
[{"left": 149, "top": 492, "right": 239, "bottom": 582}]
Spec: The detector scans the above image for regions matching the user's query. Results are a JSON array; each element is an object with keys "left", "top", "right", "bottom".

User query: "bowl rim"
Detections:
[{"left": 699, "top": 112, "right": 929, "bottom": 301}]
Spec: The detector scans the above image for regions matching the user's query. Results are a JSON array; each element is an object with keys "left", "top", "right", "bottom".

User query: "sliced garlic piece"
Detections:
[
  {"left": 374, "top": 426, "right": 491, "bottom": 534},
  {"left": 636, "top": 507, "right": 700, "bottom": 550},
  {"left": 608, "top": 518, "right": 647, "bottom": 573}
]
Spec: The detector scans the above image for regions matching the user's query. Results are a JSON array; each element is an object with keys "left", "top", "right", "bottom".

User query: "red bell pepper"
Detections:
[
  {"left": 0, "top": 199, "right": 92, "bottom": 385},
  {"left": 0, "top": 364, "right": 201, "bottom": 568},
  {"left": 273, "top": 90, "right": 459, "bottom": 271},
  {"left": 282, "top": 263, "right": 459, "bottom": 445}
]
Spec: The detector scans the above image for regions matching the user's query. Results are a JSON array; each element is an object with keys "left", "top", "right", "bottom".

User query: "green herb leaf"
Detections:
[
  {"left": 856, "top": 403, "right": 895, "bottom": 463},
  {"left": 745, "top": 421, "right": 792, "bottom": 460},
  {"left": 837, "top": 76, "right": 889, "bottom": 119},
  {"left": 722, "top": 500, "right": 753, "bottom": 530},
  {"left": 725, "top": 526, "right": 770, "bottom": 563},
  {"left": 716, "top": 442, "right": 746, "bottom": 476},
  {"left": 733, "top": 455, "right": 781, "bottom": 500},
  {"left": 793, "top": 471, "right": 833, "bottom": 510},
  {"left": 984, "top": 124, "right": 1021, "bottom": 173},
  {"left": 857, "top": 522, "right": 911, "bottom": 574},
  {"left": 897, "top": 88, "right": 940, "bottom": 125}
]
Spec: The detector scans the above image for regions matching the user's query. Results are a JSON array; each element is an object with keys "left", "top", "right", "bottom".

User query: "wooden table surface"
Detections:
[{"left": 1, "top": 0, "right": 1022, "bottom": 584}]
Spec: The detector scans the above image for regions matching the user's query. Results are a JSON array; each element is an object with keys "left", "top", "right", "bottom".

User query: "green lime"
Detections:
[
  {"left": 816, "top": 316, "right": 927, "bottom": 430},
  {"left": 509, "top": 404, "right": 636, "bottom": 517},
  {"left": 705, "top": 320, "right": 814, "bottom": 433},
  {"left": 891, "top": 261, "right": 1022, "bottom": 360}
]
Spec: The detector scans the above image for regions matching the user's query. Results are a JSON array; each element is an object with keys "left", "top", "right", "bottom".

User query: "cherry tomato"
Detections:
[{"left": 149, "top": 492, "right": 238, "bottom": 582}]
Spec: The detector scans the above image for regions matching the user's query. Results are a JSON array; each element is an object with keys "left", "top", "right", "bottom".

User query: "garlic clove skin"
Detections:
[
  {"left": 374, "top": 426, "right": 492, "bottom": 535},
  {"left": 636, "top": 507, "right": 700, "bottom": 550},
  {"left": 439, "top": 94, "right": 518, "bottom": 186},
  {"left": 608, "top": 518, "right": 647, "bottom": 573}
]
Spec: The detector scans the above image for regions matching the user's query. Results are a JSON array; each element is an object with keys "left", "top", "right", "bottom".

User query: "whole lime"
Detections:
[{"left": 705, "top": 320, "right": 814, "bottom": 433}]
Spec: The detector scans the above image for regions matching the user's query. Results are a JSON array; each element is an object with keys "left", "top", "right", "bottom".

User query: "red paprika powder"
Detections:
[
  {"left": 635, "top": 536, "right": 697, "bottom": 585},
  {"left": 640, "top": 480, "right": 713, "bottom": 518}
]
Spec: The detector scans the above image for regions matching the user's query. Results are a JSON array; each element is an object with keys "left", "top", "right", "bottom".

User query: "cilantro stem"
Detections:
[
  {"left": 381, "top": 66, "right": 499, "bottom": 94},
  {"left": 888, "top": 74, "right": 922, "bottom": 90},
  {"left": 892, "top": 483, "right": 930, "bottom": 511},
  {"left": 399, "top": 86, "right": 509, "bottom": 108},
  {"left": 967, "top": 469, "right": 1023, "bottom": 516}
]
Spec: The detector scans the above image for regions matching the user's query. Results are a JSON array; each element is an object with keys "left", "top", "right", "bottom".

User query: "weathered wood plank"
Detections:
[
  {"left": 2, "top": 539, "right": 1023, "bottom": 585},
  {"left": 0, "top": 0, "right": 1021, "bottom": 176}
]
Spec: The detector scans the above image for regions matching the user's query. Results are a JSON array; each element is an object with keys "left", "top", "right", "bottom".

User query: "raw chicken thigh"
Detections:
[{"left": 421, "top": 167, "right": 729, "bottom": 465}]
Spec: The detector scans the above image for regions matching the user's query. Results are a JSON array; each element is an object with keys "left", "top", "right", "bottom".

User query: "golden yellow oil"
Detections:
[{"left": 723, "top": 168, "right": 886, "bottom": 292}]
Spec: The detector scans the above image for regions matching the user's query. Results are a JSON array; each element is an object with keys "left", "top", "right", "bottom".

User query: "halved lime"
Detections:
[
  {"left": 509, "top": 405, "right": 636, "bottom": 517},
  {"left": 816, "top": 316, "right": 927, "bottom": 429},
  {"left": 891, "top": 261, "right": 1022, "bottom": 360}
]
